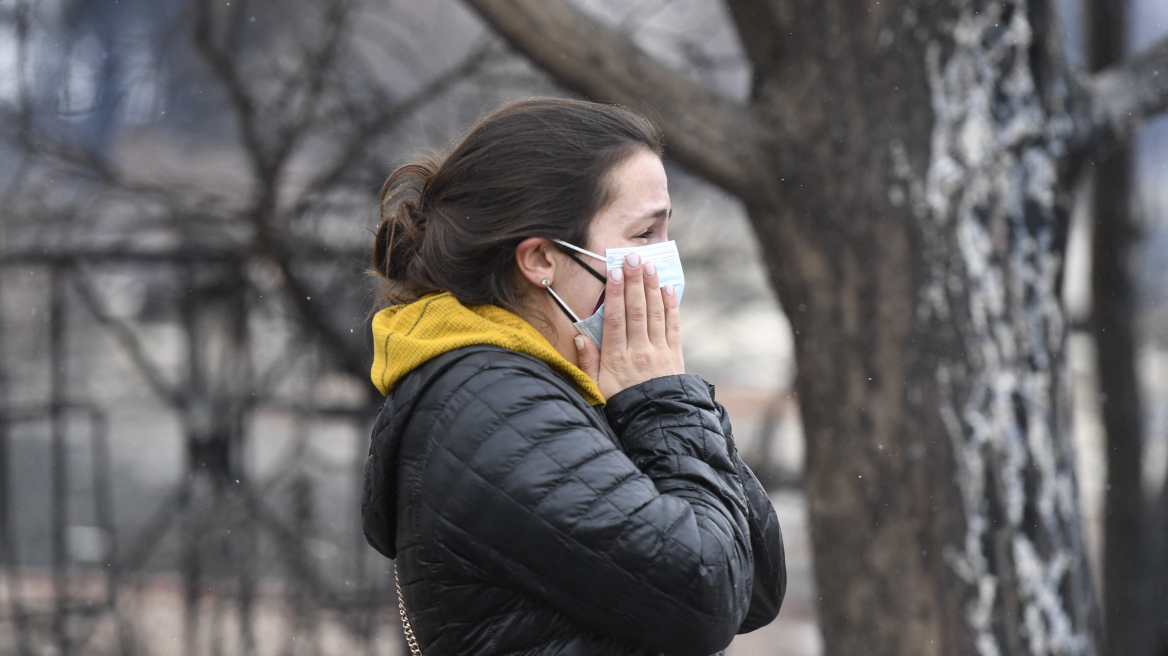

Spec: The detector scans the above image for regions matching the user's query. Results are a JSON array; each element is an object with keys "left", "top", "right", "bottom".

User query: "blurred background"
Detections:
[{"left": 0, "top": 0, "right": 1165, "bottom": 655}]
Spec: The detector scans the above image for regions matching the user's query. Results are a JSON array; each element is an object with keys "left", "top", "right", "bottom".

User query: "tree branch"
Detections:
[
  {"left": 261, "top": 236, "right": 372, "bottom": 387},
  {"left": 723, "top": 0, "right": 784, "bottom": 91},
  {"left": 71, "top": 271, "right": 184, "bottom": 408},
  {"left": 267, "top": 0, "right": 351, "bottom": 164},
  {"left": 191, "top": 0, "right": 270, "bottom": 180},
  {"left": 463, "top": 0, "right": 764, "bottom": 203},
  {"left": 1090, "top": 35, "right": 1168, "bottom": 145},
  {"left": 283, "top": 40, "right": 494, "bottom": 220}
]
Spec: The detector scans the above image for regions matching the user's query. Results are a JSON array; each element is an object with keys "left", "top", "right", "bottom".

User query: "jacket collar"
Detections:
[{"left": 370, "top": 292, "right": 604, "bottom": 405}]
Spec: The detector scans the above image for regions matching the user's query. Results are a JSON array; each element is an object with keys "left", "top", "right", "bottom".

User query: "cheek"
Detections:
[{"left": 561, "top": 265, "right": 605, "bottom": 310}]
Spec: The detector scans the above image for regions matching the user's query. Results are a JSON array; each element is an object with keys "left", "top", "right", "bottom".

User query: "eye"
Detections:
[{"left": 635, "top": 228, "right": 653, "bottom": 240}]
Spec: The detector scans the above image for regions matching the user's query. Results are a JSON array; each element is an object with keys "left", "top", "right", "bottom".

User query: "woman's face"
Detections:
[{"left": 556, "top": 149, "right": 671, "bottom": 318}]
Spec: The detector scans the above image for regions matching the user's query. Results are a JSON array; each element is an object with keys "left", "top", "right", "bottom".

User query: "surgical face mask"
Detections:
[{"left": 545, "top": 239, "right": 685, "bottom": 349}]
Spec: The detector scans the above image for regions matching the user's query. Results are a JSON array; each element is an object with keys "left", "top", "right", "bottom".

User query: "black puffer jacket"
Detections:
[{"left": 362, "top": 345, "right": 785, "bottom": 656}]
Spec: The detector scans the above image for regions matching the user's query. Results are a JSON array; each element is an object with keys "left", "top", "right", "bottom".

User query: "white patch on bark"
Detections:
[{"left": 894, "top": 1, "right": 1097, "bottom": 654}]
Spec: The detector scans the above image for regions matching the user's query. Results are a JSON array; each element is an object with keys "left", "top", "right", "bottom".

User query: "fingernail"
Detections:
[
  {"left": 574, "top": 335, "right": 585, "bottom": 351},
  {"left": 626, "top": 253, "right": 640, "bottom": 267},
  {"left": 664, "top": 284, "right": 675, "bottom": 296},
  {"left": 612, "top": 268, "right": 623, "bottom": 282},
  {"left": 645, "top": 262, "right": 656, "bottom": 276}
]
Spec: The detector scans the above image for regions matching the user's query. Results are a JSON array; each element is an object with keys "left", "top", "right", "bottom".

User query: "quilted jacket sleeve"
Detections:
[
  {"left": 707, "top": 386, "right": 787, "bottom": 634},
  {"left": 419, "top": 363, "right": 753, "bottom": 656}
]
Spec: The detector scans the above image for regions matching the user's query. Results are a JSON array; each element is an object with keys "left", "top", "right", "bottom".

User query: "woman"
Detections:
[{"left": 362, "top": 98, "right": 785, "bottom": 656}]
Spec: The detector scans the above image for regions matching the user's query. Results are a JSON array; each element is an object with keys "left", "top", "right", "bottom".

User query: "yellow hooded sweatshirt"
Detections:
[{"left": 370, "top": 292, "right": 605, "bottom": 406}]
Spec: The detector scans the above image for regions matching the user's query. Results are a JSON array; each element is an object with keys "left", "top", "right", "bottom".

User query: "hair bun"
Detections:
[{"left": 374, "top": 158, "right": 440, "bottom": 283}]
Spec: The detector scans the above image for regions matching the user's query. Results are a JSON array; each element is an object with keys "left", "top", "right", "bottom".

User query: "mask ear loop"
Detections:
[
  {"left": 550, "top": 239, "right": 608, "bottom": 284},
  {"left": 550, "top": 239, "right": 604, "bottom": 262},
  {"left": 545, "top": 239, "right": 607, "bottom": 323}
]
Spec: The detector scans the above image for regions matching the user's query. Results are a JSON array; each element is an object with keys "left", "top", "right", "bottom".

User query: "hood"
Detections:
[{"left": 370, "top": 292, "right": 605, "bottom": 406}]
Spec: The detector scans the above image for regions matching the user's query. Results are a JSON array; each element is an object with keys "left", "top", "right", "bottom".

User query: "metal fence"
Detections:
[{"left": 0, "top": 252, "right": 406, "bottom": 656}]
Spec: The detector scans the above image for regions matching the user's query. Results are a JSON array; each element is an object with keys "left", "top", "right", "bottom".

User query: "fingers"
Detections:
[
  {"left": 602, "top": 265, "right": 627, "bottom": 353},
  {"left": 662, "top": 283, "right": 681, "bottom": 351},
  {"left": 622, "top": 253, "right": 649, "bottom": 349},
  {"left": 574, "top": 334, "right": 599, "bottom": 382},
  {"left": 595, "top": 253, "right": 685, "bottom": 398},
  {"left": 643, "top": 261, "right": 666, "bottom": 346}
]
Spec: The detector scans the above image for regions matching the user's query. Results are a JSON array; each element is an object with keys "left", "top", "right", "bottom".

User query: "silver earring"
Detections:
[{"left": 541, "top": 278, "right": 550, "bottom": 287}]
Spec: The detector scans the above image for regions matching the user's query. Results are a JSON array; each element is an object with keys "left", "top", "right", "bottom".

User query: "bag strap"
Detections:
[{"left": 396, "top": 566, "right": 423, "bottom": 656}]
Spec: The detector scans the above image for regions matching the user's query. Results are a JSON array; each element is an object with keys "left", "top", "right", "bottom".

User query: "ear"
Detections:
[{"left": 514, "top": 237, "right": 558, "bottom": 288}]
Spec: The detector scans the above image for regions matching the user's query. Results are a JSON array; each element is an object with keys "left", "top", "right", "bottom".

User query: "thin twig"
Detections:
[{"left": 71, "top": 270, "right": 184, "bottom": 408}]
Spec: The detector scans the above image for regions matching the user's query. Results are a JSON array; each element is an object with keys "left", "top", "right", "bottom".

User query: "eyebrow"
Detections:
[{"left": 640, "top": 207, "right": 671, "bottom": 221}]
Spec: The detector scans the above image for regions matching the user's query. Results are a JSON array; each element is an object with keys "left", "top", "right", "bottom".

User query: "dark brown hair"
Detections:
[{"left": 372, "top": 98, "right": 663, "bottom": 312}]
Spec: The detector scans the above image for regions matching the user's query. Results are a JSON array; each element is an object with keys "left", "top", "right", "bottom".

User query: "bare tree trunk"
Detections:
[
  {"left": 1093, "top": 149, "right": 1145, "bottom": 653},
  {"left": 1087, "top": 1, "right": 1149, "bottom": 654},
  {"left": 1156, "top": 477, "right": 1168, "bottom": 655},
  {"left": 751, "top": 2, "right": 1099, "bottom": 652}
]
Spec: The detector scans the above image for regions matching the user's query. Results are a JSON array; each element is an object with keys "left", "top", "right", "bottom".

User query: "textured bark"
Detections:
[
  {"left": 758, "top": 2, "right": 1097, "bottom": 653},
  {"left": 464, "top": 0, "right": 1168, "bottom": 654},
  {"left": 1086, "top": 1, "right": 1150, "bottom": 654}
]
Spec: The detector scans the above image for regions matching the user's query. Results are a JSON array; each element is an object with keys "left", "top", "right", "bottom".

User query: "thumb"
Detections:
[{"left": 574, "top": 334, "right": 600, "bottom": 383}]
